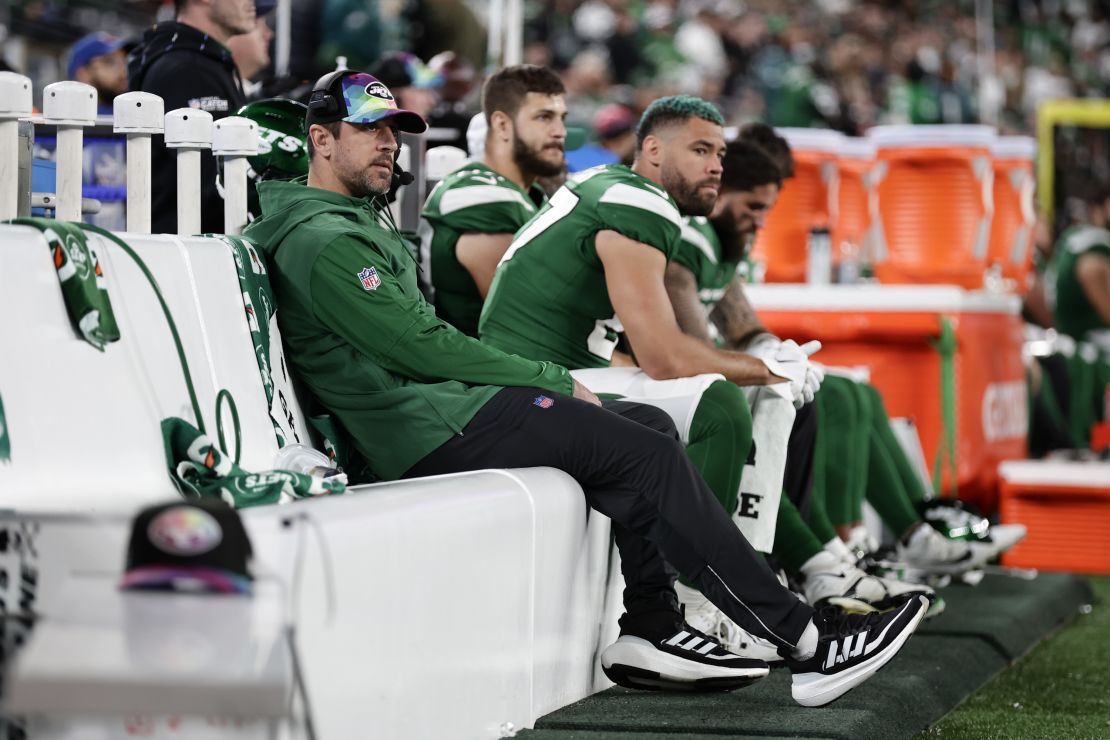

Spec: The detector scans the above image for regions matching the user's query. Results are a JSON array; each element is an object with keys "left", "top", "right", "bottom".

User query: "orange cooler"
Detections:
[
  {"left": 867, "top": 125, "right": 997, "bottom": 288},
  {"left": 989, "top": 136, "right": 1037, "bottom": 290},
  {"left": 834, "top": 138, "right": 878, "bottom": 269},
  {"left": 752, "top": 128, "right": 844, "bottom": 283},
  {"left": 999, "top": 461, "right": 1110, "bottom": 575},
  {"left": 749, "top": 284, "right": 1027, "bottom": 512}
]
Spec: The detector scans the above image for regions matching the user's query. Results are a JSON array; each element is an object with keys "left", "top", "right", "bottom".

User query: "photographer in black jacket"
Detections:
[{"left": 129, "top": 0, "right": 259, "bottom": 234}]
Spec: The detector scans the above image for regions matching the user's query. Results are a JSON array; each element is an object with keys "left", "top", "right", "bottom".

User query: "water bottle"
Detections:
[
  {"left": 806, "top": 227, "right": 832, "bottom": 285},
  {"left": 838, "top": 240, "right": 860, "bottom": 284}
]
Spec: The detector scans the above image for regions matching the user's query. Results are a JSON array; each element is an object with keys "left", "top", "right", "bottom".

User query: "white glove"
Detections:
[
  {"left": 760, "top": 339, "right": 823, "bottom": 408},
  {"left": 745, "top": 332, "right": 782, "bottom": 360},
  {"left": 781, "top": 340, "right": 825, "bottom": 402}
]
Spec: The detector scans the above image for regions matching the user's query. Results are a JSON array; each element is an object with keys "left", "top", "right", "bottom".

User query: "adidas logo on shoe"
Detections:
[
  {"left": 601, "top": 621, "right": 769, "bottom": 692},
  {"left": 783, "top": 594, "right": 929, "bottom": 707}
]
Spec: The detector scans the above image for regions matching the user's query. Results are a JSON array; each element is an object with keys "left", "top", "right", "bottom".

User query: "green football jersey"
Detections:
[
  {"left": 673, "top": 216, "right": 740, "bottom": 345},
  {"left": 1047, "top": 225, "right": 1110, "bottom": 340},
  {"left": 480, "top": 165, "right": 685, "bottom": 368},
  {"left": 674, "top": 216, "right": 740, "bottom": 310},
  {"left": 420, "top": 162, "right": 543, "bottom": 336}
]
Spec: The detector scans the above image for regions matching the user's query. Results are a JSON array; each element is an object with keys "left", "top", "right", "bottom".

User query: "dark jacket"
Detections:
[
  {"left": 244, "top": 179, "right": 573, "bottom": 479},
  {"left": 129, "top": 22, "right": 245, "bottom": 235}
]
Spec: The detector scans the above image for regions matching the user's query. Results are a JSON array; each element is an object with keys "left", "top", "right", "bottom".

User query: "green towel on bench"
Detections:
[
  {"left": 10, "top": 218, "right": 120, "bottom": 351},
  {"left": 162, "top": 417, "right": 346, "bottom": 508}
]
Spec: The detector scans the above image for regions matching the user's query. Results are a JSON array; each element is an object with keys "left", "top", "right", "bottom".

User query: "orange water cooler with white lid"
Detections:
[
  {"left": 867, "top": 124, "right": 997, "bottom": 288},
  {"left": 751, "top": 128, "right": 844, "bottom": 283},
  {"left": 988, "top": 136, "right": 1037, "bottom": 291}
]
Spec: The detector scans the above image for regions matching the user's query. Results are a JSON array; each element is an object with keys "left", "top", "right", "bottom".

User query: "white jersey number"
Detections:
[{"left": 499, "top": 187, "right": 580, "bottom": 265}]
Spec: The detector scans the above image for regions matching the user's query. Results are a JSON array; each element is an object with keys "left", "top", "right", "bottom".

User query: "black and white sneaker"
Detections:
[
  {"left": 601, "top": 620, "right": 770, "bottom": 692},
  {"left": 782, "top": 594, "right": 929, "bottom": 707}
]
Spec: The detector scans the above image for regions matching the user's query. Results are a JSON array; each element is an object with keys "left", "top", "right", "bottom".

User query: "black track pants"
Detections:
[{"left": 403, "top": 387, "right": 814, "bottom": 648}]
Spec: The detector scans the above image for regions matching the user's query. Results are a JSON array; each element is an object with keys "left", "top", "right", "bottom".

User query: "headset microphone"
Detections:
[{"left": 393, "top": 166, "right": 415, "bottom": 187}]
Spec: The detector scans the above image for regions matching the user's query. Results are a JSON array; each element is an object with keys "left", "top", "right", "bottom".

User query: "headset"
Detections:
[
  {"left": 307, "top": 69, "right": 349, "bottom": 120},
  {"left": 308, "top": 69, "right": 416, "bottom": 188}
]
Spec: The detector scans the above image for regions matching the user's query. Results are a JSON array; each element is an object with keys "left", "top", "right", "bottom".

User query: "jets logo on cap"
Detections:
[{"left": 365, "top": 82, "right": 394, "bottom": 101}]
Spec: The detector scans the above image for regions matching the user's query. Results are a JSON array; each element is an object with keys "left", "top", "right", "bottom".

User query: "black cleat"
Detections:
[{"left": 601, "top": 621, "right": 769, "bottom": 692}]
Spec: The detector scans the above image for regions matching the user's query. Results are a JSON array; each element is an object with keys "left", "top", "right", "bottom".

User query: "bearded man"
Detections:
[{"left": 420, "top": 65, "right": 567, "bottom": 336}]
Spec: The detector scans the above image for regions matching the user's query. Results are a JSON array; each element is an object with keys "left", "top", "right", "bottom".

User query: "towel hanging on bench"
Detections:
[{"left": 10, "top": 218, "right": 120, "bottom": 351}]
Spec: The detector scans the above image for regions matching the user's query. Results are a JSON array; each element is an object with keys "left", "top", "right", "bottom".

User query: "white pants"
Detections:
[{"left": 570, "top": 368, "right": 795, "bottom": 553}]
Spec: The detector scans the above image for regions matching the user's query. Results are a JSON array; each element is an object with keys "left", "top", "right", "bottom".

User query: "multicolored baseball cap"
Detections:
[
  {"left": 119, "top": 499, "right": 254, "bottom": 596},
  {"left": 370, "top": 52, "right": 444, "bottom": 90},
  {"left": 306, "top": 71, "right": 428, "bottom": 134}
]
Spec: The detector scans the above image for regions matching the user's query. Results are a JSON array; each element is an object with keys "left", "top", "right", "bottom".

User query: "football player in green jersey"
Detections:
[
  {"left": 248, "top": 69, "right": 928, "bottom": 705},
  {"left": 1044, "top": 222, "right": 1110, "bottom": 446},
  {"left": 421, "top": 65, "right": 565, "bottom": 336},
  {"left": 735, "top": 124, "right": 1026, "bottom": 562},
  {"left": 480, "top": 98, "right": 822, "bottom": 567},
  {"left": 667, "top": 139, "right": 1003, "bottom": 650}
]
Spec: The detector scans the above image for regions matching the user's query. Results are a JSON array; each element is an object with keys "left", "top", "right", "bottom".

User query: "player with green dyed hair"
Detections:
[{"left": 480, "top": 97, "right": 930, "bottom": 656}]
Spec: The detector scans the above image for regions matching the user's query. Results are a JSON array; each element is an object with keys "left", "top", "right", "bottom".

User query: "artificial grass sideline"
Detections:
[
  {"left": 522, "top": 572, "right": 1093, "bottom": 740},
  {"left": 920, "top": 575, "right": 1109, "bottom": 739}
]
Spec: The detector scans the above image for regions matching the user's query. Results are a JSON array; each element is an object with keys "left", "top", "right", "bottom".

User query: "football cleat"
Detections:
[
  {"left": 601, "top": 618, "right": 770, "bottom": 692},
  {"left": 801, "top": 550, "right": 936, "bottom": 614}
]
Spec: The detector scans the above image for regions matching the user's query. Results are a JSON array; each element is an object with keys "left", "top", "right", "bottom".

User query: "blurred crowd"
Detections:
[
  {"left": 4, "top": 0, "right": 1110, "bottom": 139},
  {"left": 525, "top": 0, "right": 1110, "bottom": 135}
]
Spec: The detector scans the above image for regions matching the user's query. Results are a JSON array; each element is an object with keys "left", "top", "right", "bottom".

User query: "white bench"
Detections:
[{"left": 0, "top": 224, "right": 623, "bottom": 738}]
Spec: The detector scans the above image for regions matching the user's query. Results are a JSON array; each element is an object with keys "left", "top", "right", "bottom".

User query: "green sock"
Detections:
[
  {"left": 1030, "top": 367, "right": 1077, "bottom": 449},
  {"left": 816, "top": 375, "right": 868, "bottom": 526},
  {"left": 1065, "top": 353, "right": 1098, "bottom": 447},
  {"left": 679, "top": 380, "right": 753, "bottom": 587},
  {"left": 862, "top": 382, "right": 928, "bottom": 505},
  {"left": 864, "top": 426, "right": 921, "bottom": 537},
  {"left": 772, "top": 495, "right": 826, "bottom": 574}
]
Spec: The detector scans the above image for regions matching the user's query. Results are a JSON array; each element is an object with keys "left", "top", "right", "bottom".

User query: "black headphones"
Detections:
[{"left": 307, "top": 69, "right": 350, "bottom": 120}]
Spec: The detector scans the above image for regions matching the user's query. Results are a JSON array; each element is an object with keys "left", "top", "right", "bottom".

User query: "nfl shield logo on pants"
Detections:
[{"left": 358, "top": 266, "right": 381, "bottom": 291}]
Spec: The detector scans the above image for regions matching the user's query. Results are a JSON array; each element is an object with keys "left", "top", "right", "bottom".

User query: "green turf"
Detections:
[{"left": 920, "top": 575, "right": 1110, "bottom": 740}]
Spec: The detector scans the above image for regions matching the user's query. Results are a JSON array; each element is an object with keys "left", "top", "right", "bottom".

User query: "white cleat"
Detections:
[
  {"left": 897, "top": 523, "right": 992, "bottom": 575},
  {"left": 801, "top": 550, "right": 935, "bottom": 613}
]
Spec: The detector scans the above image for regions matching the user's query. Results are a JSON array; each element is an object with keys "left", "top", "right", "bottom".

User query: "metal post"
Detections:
[
  {"left": 504, "top": 0, "right": 523, "bottom": 67},
  {"left": 113, "top": 92, "right": 164, "bottom": 234},
  {"left": 223, "top": 157, "right": 249, "bottom": 234},
  {"left": 211, "top": 116, "right": 259, "bottom": 235},
  {"left": 0, "top": 73, "right": 33, "bottom": 221},
  {"left": 487, "top": 0, "right": 504, "bottom": 69},
  {"left": 975, "top": 0, "right": 997, "bottom": 127},
  {"left": 275, "top": 0, "right": 292, "bottom": 78},
  {"left": 165, "top": 108, "right": 214, "bottom": 236},
  {"left": 41, "top": 81, "right": 97, "bottom": 222},
  {"left": 397, "top": 133, "right": 427, "bottom": 233}
]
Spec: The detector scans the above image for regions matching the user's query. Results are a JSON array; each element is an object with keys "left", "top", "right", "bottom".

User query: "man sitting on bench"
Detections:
[{"left": 242, "top": 69, "right": 929, "bottom": 707}]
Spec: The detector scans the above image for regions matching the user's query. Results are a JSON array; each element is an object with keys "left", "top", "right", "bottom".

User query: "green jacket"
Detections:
[{"left": 244, "top": 179, "right": 573, "bottom": 480}]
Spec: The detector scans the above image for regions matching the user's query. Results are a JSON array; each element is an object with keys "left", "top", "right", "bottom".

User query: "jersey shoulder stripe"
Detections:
[
  {"left": 439, "top": 184, "right": 534, "bottom": 216},
  {"left": 597, "top": 182, "right": 682, "bottom": 227},
  {"left": 680, "top": 219, "right": 719, "bottom": 265},
  {"left": 1063, "top": 226, "right": 1110, "bottom": 255}
]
